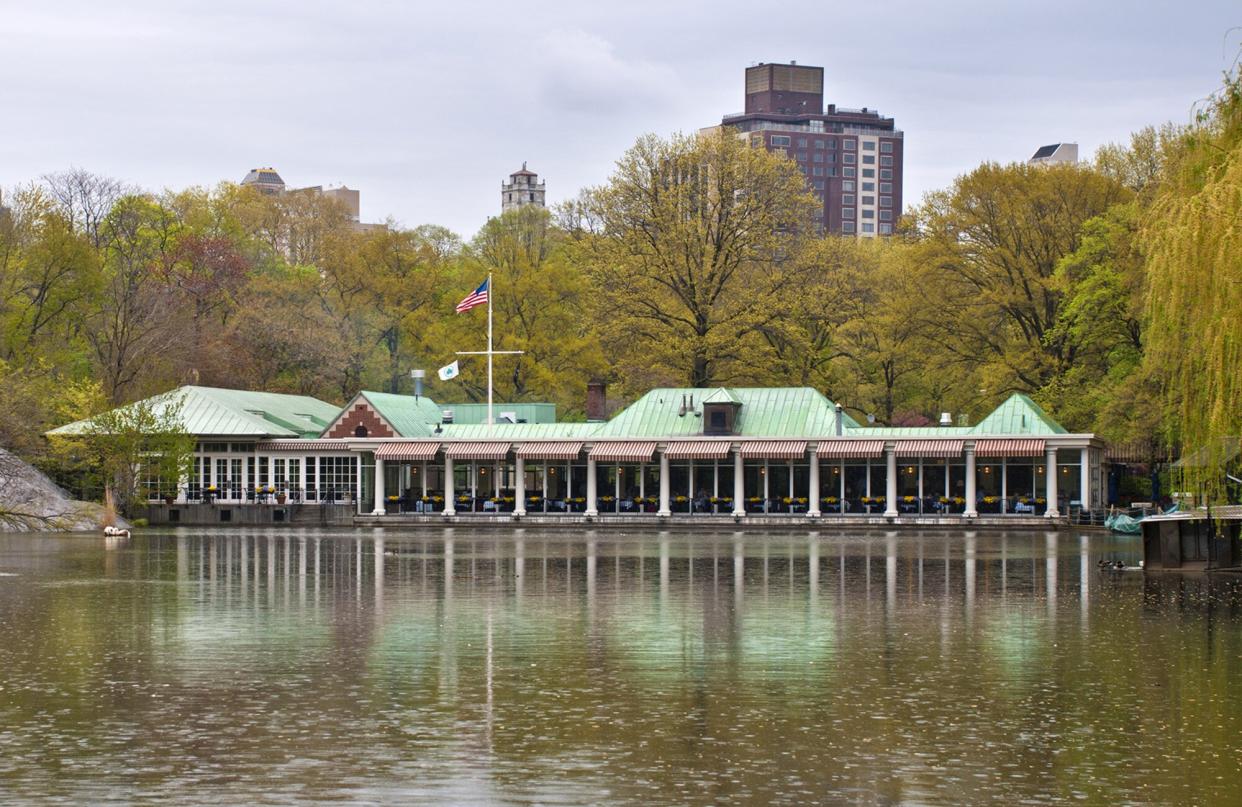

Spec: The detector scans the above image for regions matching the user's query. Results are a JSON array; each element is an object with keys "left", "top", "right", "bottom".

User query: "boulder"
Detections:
[{"left": 0, "top": 448, "right": 121, "bottom": 532}]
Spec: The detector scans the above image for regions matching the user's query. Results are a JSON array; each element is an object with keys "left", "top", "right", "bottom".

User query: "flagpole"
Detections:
[{"left": 487, "top": 272, "right": 493, "bottom": 431}]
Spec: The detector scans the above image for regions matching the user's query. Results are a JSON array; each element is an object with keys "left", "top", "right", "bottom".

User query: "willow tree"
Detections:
[
  {"left": 1143, "top": 70, "right": 1242, "bottom": 504},
  {"left": 571, "top": 130, "right": 820, "bottom": 389}
]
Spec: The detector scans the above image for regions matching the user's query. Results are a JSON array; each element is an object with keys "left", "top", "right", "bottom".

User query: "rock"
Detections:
[{"left": 0, "top": 448, "right": 123, "bottom": 532}]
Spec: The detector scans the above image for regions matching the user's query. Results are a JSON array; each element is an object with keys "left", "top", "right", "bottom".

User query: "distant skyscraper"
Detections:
[
  {"left": 240, "top": 167, "right": 286, "bottom": 194},
  {"left": 716, "top": 62, "right": 905, "bottom": 237},
  {"left": 502, "top": 163, "right": 546, "bottom": 211},
  {"left": 1029, "top": 143, "right": 1079, "bottom": 165}
]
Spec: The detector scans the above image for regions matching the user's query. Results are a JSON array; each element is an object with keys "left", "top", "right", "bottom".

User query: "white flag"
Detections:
[{"left": 437, "top": 360, "right": 460, "bottom": 381}]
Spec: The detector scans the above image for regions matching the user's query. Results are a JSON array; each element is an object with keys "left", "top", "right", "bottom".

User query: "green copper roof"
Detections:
[
  {"left": 49, "top": 386, "right": 339, "bottom": 438},
  {"left": 438, "top": 422, "right": 600, "bottom": 440},
  {"left": 355, "top": 391, "right": 445, "bottom": 438},
  {"left": 702, "top": 387, "right": 742, "bottom": 405},
  {"left": 971, "top": 393, "right": 1067, "bottom": 435},
  {"left": 440, "top": 402, "right": 557, "bottom": 425},
  {"left": 594, "top": 388, "right": 860, "bottom": 438}
]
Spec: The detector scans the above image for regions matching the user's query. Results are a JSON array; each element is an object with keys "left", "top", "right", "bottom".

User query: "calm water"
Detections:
[{"left": 0, "top": 528, "right": 1240, "bottom": 805}]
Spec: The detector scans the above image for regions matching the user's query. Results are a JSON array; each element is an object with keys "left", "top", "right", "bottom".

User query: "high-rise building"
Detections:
[
  {"left": 502, "top": 163, "right": 546, "bottom": 212},
  {"left": 240, "top": 167, "right": 286, "bottom": 195},
  {"left": 717, "top": 62, "right": 904, "bottom": 237},
  {"left": 239, "top": 169, "right": 385, "bottom": 232},
  {"left": 1029, "top": 143, "right": 1078, "bottom": 165}
]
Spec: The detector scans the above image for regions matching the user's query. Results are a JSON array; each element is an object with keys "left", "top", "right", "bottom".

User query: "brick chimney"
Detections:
[{"left": 586, "top": 380, "right": 607, "bottom": 422}]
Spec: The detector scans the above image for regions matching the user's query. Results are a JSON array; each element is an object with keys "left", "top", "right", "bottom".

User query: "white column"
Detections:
[
  {"left": 1001, "top": 458, "right": 1008, "bottom": 514},
  {"left": 1045, "top": 447, "right": 1060, "bottom": 517},
  {"left": 444, "top": 456, "right": 456, "bottom": 516},
  {"left": 355, "top": 454, "right": 363, "bottom": 511},
  {"left": 658, "top": 450, "right": 671, "bottom": 517},
  {"left": 808, "top": 449, "right": 821, "bottom": 517},
  {"left": 964, "top": 446, "right": 978, "bottom": 518},
  {"left": 515, "top": 456, "right": 526, "bottom": 517},
  {"left": 732, "top": 449, "right": 746, "bottom": 517},
  {"left": 762, "top": 459, "right": 770, "bottom": 513},
  {"left": 883, "top": 446, "right": 898, "bottom": 518},
  {"left": 917, "top": 458, "right": 924, "bottom": 515},
  {"left": 1080, "top": 446, "right": 1091, "bottom": 511},
  {"left": 585, "top": 457, "right": 599, "bottom": 517},
  {"left": 373, "top": 458, "right": 386, "bottom": 514},
  {"left": 421, "top": 461, "right": 428, "bottom": 498}
]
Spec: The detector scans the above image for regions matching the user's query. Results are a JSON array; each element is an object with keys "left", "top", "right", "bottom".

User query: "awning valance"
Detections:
[
  {"left": 260, "top": 440, "right": 348, "bottom": 452},
  {"left": 664, "top": 441, "right": 733, "bottom": 460},
  {"left": 444, "top": 442, "right": 512, "bottom": 460},
  {"left": 894, "top": 439, "right": 964, "bottom": 459},
  {"left": 375, "top": 442, "right": 440, "bottom": 462},
  {"left": 515, "top": 441, "right": 584, "bottom": 460},
  {"left": 589, "top": 441, "right": 657, "bottom": 462},
  {"left": 740, "top": 440, "right": 808, "bottom": 459},
  {"left": 974, "top": 438, "right": 1046, "bottom": 458},
  {"left": 816, "top": 440, "right": 885, "bottom": 459}
]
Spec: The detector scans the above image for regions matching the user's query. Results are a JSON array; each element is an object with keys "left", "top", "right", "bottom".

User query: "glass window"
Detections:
[
  {"left": 880, "top": 182, "right": 892, "bottom": 193},
  {"left": 862, "top": 209, "right": 874, "bottom": 218},
  {"left": 814, "top": 139, "right": 825, "bottom": 149},
  {"left": 880, "top": 169, "right": 893, "bottom": 180},
  {"left": 771, "top": 135, "right": 791, "bottom": 146},
  {"left": 843, "top": 221, "right": 856, "bottom": 233},
  {"left": 842, "top": 207, "right": 855, "bottom": 219},
  {"left": 862, "top": 222, "right": 875, "bottom": 233},
  {"left": 843, "top": 167, "right": 855, "bottom": 178},
  {"left": 881, "top": 141, "right": 893, "bottom": 153},
  {"left": 841, "top": 194, "right": 855, "bottom": 205},
  {"left": 842, "top": 180, "right": 855, "bottom": 192},
  {"left": 862, "top": 140, "right": 876, "bottom": 150},
  {"left": 862, "top": 195, "right": 874, "bottom": 205},
  {"left": 862, "top": 182, "right": 875, "bottom": 191},
  {"left": 798, "top": 138, "right": 808, "bottom": 147},
  {"left": 843, "top": 153, "right": 856, "bottom": 164},
  {"left": 812, "top": 152, "right": 823, "bottom": 163},
  {"left": 827, "top": 138, "right": 837, "bottom": 149},
  {"left": 813, "top": 180, "right": 825, "bottom": 189},
  {"left": 862, "top": 154, "right": 875, "bottom": 164},
  {"left": 879, "top": 223, "right": 893, "bottom": 234},
  {"left": 862, "top": 168, "right": 875, "bottom": 178},
  {"left": 880, "top": 155, "right": 893, "bottom": 167},
  {"left": 797, "top": 151, "right": 808, "bottom": 161},
  {"left": 843, "top": 139, "right": 856, "bottom": 150},
  {"left": 812, "top": 166, "right": 823, "bottom": 176},
  {"left": 828, "top": 167, "right": 837, "bottom": 177},
  {"left": 880, "top": 196, "right": 892, "bottom": 207},
  {"left": 879, "top": 210, "right": 893, "bottom": 221}
]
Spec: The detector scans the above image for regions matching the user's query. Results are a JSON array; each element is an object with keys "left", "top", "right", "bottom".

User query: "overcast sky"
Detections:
[{"left": 2, "top": 1, "right": 1238, "bottom": 238}]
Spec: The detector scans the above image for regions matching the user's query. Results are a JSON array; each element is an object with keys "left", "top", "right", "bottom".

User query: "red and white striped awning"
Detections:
[
  {"left": 816, "top": 440, "right": 885, "bottom": 459},
  {"left": 894, "top": 439, "right": 964, "bottom": 459},
  {"left": 740, "top": 440, "right": 808, "bottom": 459},
  {"left": 974, "top": 438, "right": 1046, "bottom": 457},
  {"left": 260, "top": 440, "right": 348, "bottom": 452},
  {"left": 374, "top": 442, "right": 440, "bottom": 462},
  {"left": 589, "top": 441, "right": 657, "bottom": 462},
  {"left": 664, "top": 441, "right": 733, "bottom": 460},
  {"left": 444, "top": 442, "right": 512, "bottom": 460},
  {"left": 515, "top": 441, "right": 584, "bottom": 460}
]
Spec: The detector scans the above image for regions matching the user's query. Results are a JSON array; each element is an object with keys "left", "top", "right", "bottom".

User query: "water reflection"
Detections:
[{"left": 0, "top": 528, "right": 1238, "bottom": 805}]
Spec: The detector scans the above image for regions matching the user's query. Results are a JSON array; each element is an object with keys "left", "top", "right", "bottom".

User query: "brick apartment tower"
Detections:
[{"left": 719, "top": 62, "right": 904, "bottom": 236}]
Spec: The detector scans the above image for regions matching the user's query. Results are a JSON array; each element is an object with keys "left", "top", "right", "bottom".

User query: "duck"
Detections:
[{"left": 103, "top": 525, "right": 131, "bottom": 538}]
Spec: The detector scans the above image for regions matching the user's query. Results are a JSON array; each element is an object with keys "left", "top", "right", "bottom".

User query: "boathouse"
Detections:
[{"left": 50, "top": 384, "right": 1104, "bottom": 525}]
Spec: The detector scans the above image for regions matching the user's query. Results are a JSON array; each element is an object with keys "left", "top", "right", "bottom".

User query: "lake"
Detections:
[{"left": 1, "top": 528, "right": 1240, "bottom": 805}]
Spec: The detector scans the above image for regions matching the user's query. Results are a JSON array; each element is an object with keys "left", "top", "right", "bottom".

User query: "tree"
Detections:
[
  {"left": 1142, "top": 68, "right": 1242, "bottom": 503},
  {"left": 910, "top": 162, "right": 1130, "bottom": 397},
  {"left": 570, "top": 130, "right": 820, "bottom": 389}
]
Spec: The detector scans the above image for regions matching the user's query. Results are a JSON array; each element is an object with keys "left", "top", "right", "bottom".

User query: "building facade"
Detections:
[
  {"left": 502, "top": 163, "right": 545, "bottom": 211},
  {"left": 52, "top": 385, "right": 1105, "bottom": 524},
  {"left": 1029, "top": 143, "right": 1079, "bottom": 165},
  {"left": 718, "top": 62, "right": 904, "bottom": 237},
  {"left": 241, "top": 168, "right": 385, "bottom": 232}
]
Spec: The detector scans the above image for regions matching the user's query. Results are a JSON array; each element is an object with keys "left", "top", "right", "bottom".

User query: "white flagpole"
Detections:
[{"left": 487, "top": 272, "right": 493, "bottom": 431}]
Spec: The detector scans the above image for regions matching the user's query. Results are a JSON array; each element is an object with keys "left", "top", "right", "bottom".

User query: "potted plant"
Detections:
[{"left": 276, "top": 490, "right": 288, "bottom": 505}]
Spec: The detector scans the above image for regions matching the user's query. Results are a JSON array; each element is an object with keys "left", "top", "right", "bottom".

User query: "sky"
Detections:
[{"left": 2, "top": 0, "right": 1239, "bottom": 238}]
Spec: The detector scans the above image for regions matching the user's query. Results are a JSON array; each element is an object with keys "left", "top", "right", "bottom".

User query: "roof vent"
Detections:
[
  {"left": 441, "top": 409, "right": 454, "bottom": 424},
  {"left": 939, "top": 412, "right": 952, "bottom": 427}
]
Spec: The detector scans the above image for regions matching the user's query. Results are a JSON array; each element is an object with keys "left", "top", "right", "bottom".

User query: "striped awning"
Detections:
[
  {"left": 516, "top": 441, "right": 583, "bottom": 460},
  {"left": 374, "top": 442, "right": 440, "bottom": 462},
  {"left": 589, "top": 441, "right": 657, "bottom": 462},
  {"left": 740, "top": 440, "right": 808, "bottom": 459},
  {"left": 664, "top": 441, "right": 733, "bottom": 460},
  {"left": 444, "top": 442, "right": 512, "bottom": 460},
  {"left": 894, "top": 439, "right": 964, "bottom": 459},
  {"left": 260, "top": 440, "right": 348, "bottom": 452},
  {"left": 816, "top": 440, "right": 885, "bottom": 459},
  {"left": 974, "top": 438, "right": 1046, "bottom": 457}
]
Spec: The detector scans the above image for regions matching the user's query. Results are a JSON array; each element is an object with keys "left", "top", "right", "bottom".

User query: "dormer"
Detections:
[{"left": 702, "top": 388, "right": 742, "bottom": 435}]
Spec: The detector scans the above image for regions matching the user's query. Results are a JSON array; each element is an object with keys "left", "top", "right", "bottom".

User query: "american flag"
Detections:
[{"left": 455, "top": 278, "right": 489, "bottom": 313}]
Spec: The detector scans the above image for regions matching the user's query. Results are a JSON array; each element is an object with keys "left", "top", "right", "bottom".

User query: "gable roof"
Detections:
[
  {"left": 971, "top": 393, "right": 1067, "bottom": 435},
  {"left": 48, "top": 386, "right": 339, "bottom": 438},
  {"left": 593, "top": 388, "right": 860, "bottom": 438}
]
